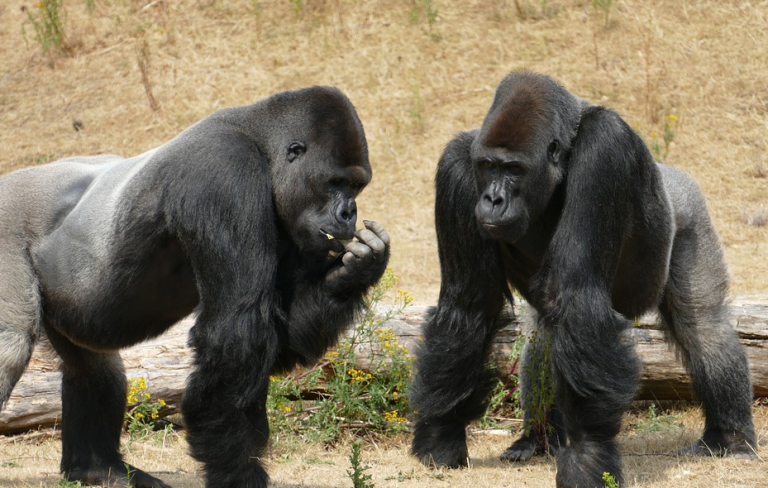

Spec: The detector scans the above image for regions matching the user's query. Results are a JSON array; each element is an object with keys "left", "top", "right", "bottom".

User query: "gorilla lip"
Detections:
[{"left": 320, "top": 229, "right": 353, "bottom": 256}]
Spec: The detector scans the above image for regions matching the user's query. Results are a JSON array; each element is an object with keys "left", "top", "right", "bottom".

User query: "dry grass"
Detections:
[
  {"left": 1, "top": 0, "right": 766, "bottom": 303},
  {"left": 0, "top": 404, "right": 766, "bottom": 487},
  {"left": 1, "top": 0, "right": 768, "bottom": 486}
]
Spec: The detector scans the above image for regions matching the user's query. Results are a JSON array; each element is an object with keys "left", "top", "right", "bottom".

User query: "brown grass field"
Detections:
[{"left": 0, "top": 0, "right": 767, "bottom": 486}]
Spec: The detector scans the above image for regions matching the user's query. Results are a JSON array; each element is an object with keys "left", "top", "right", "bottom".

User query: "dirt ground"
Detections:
[
  {"left": 1, "top": 405, "right": 767, "bottom": 487},
  {"left": 1, "top": 0, "right": 767, "bottom": 486}
]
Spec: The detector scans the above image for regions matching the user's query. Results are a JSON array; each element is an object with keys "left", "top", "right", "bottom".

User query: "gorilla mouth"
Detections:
[{"left": 320, "top": 229, "right": 353, "bottom": 258}]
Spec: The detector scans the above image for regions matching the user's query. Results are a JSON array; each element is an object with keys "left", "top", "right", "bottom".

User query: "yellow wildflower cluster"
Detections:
[
  {"left": 379, "top": 267, "right": 397, "bottom": 290},
  {"left": 396, "top": 289, "right": 414, "bottom": 306},
  {"left": 666, "top": 114, "right": 679, "bottom": 123},
  {"left": 383, "top": 410, "right": 407, "bottom": 423},
  {"left": 127, "top": 377, "right": 150, "bottom": 404},
  {"left": 347, "top": 368, "right": 372, "bottom": 383},
  {"left": 277, "top": 404, "right": 292, "bottom": 413},
  {"left": 126, "top": 377, "right": 165, "bottom": 423},
  {"left": 376, "top": 328, "right": 409, "bottom": 355},
  {"left": 325, "top": 350, "right": 340, "bottom": 361}
]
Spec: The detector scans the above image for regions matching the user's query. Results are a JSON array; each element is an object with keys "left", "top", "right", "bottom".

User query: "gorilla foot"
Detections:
[
  {"left": 500, "top": 437, "right": 536, "bottom": 462},
  {"left": 411, "top": 420, "right": 469, "bottom": 469},
  {"left": 678, "top": 436, "right": 758, "bottom": 460},
  {"left": 65, "top": 463, "right": 171, "bottom": 488},
  {"left": 555, "top": 442, "right": 622, "bottom": 488},
  {"left": 500, "top": 432, "right": 565, "bottom": 462}
]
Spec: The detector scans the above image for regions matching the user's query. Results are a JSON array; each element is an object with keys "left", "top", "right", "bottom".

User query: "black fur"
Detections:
[
  {"left": 410, "top": 71, "right": 756, "bottom": 487},
  {"left": 0, "top": 86, "right": 389, "bottom": 488}
]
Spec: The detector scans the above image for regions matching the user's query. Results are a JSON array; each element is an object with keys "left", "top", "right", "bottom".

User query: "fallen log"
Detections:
[{"left": 1, "top": 295, "right": 766, "bottom": 434}]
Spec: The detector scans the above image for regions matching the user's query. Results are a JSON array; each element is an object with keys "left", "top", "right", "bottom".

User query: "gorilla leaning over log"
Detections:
[
  {"left": 0, "top": 86, "right": 389, "bottom": 488},
  {"left": 410, "top": 71, "right": 756, "bottom": 487}
]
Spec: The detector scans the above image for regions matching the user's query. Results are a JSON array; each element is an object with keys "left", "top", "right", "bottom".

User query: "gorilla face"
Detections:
[
  {"left": 269, "top": 87, "right": 372, "bottom": 261},
  {"left": 471, "top": 139, "right": 562, "bottom": 244}
]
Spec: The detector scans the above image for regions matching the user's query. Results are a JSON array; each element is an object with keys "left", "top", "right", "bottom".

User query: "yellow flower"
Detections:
[
  {"left": 666, "top": 114, "right": 678, "bottom": 122},
  {"left": 650, "top": 131, "right": 657, "bottom": 138},
  {"left": 158, "top": 399, "right": 166, "bottom": 407}
]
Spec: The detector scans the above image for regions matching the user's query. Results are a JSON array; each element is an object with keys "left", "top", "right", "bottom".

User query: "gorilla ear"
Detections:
[
  {"left": 547, "top": 140, "right": 561, "bottom": 164},
  {"left": 287, "top": 142, "right": 306, "bottom": 163}
]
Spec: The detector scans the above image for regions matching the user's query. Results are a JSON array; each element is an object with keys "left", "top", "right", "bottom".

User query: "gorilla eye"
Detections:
[
  {"left": 287, "top": 142, "right": 306, "bottom": 163},
  {"left": 506, "top": 164, "right": 525, "bottom": 177}
]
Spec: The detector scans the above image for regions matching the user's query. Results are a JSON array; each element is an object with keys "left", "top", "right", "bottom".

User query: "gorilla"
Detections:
[
  {"left": 0, "top": 86, "right": 389, "bottom": 488},
  {"left": 409, "top": 71, "right": 756, "bottom": 487}
]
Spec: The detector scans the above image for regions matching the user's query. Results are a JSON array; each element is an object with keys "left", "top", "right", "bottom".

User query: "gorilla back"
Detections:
[
  {"left": 0, "top": 86, "right": 390, "bottom": 488},
  {"left": 409, "top": 71, "right": 755, "bottom": 488}
]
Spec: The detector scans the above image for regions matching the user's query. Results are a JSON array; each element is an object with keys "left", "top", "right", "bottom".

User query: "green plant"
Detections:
[
  {"left": 24, "top": 0, "right": 67, "bottom": 53},
  {"left": 409, "top": 0, "right": 439, "bottom": 34},
  {"left": 266, "top": 268, "right": 413, "bottom": 443},
  {"left": 593, "top": 0, "right": 613, "bottom": 29},
  {"left": 480, "top": 332, "right": 525, "bottom": 428},
  {"left": 649, "top": 114, "right": 678, "bottom": 161},
  {"left": 125, "top": 377, "right": 167, "bottom": 438},
  {"left": 56, "top": 479, "right": 83, "bottom": 487},
  {"left": 347, "top": 441, "right": 375, "bottom": 488},
  {"left": 522, "top": 330, "right": 555, "bottom": 449},
  {"left": 408, "top": 85, "right": 426, "bottom": 134},
  {"left": 602, "top": 471, "right": 620, "bottom": 488},
  {"left": 634, "top": 403, "right": 684, "bottom": 433},
  {"left": 291, "top": 0, "right": 305, "bottom": 16}
]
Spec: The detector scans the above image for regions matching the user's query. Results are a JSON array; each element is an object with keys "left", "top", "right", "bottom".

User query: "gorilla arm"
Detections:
[
  {"left": 277, "top": 220, "right": 390, "bottom": 370},
  {"left": 159, "top": 134, "right": 283, "bottom": 487},
  {"left": 410, "top": 131, "right": 510, "bottom": 468},
  {"left": 532, "top": 106, "right": 650, "bottom": 488}
]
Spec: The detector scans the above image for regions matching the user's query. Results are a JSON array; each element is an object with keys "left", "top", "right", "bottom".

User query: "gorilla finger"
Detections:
[
  {"left": 353, "top": 228, "right": 387, "bottom": 254},
  {"left": 362, "top": 220, "right": 390, "bottom": 246},
  {"left": 344, "top": 241, "right": 373, "bottom": 260}
]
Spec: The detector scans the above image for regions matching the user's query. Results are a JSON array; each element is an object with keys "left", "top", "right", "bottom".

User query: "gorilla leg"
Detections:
[
  {"left": 182, "top": 368, "right": 271, "bottom": 488},
  {"left": 0, "top": 243, "right": 41, "bottom": 411},
  {"left": 410, "top": 309, "right": 503, "bottom": 468},
  {"left": 44, "top": 324, "right": 169, "bottom": 488},
  {"left": 659, "top": 229, "right": 756, "bottom": 457},
  {"left": 501, "top": 315, "right": 566, "bottom": 462}
]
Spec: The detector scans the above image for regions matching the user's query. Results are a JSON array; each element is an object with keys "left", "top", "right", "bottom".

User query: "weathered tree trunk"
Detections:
[{"left": 1, "top": 296, "right": 766, "bottom": 434}]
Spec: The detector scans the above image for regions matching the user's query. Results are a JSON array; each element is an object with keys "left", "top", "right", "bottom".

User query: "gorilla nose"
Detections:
[
  {"left": 335, "top": 199, "right": 357, "bottom": 225},
  {"left": 481, "top": 191, "right": 507, "bottom": 216}
]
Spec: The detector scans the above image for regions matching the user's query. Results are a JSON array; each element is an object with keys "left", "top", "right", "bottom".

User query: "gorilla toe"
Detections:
[
  {"left": 66, "top": 464, "right": 171, "bottom": 488},
  {"left": 499, "top": 437, "right": 536, "bottom": 462}
]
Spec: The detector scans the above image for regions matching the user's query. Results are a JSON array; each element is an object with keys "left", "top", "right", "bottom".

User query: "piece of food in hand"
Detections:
[{"left": 326, "top": 233, "right": 354, "bottom": 258}]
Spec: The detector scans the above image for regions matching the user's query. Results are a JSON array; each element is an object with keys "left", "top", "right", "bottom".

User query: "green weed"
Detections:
[
  {"left": 347, "top": 441, "right": 375, "bottom": 488},
  {"left": 125, "top": 377, "right": 168, "bottom": 439},
  {"left": 267, "top": 268, "right": 413, "bottom": 443},
  {"left": 593, "top": 0, "right": 614, "bottom": 29},
  {"left": 634, "top": 403, "right": 684, "bottom": 433},
  {"left": 602, "top": 471, "right": 620, "bottom": 488},
  {"left": 650, "top": 114, "right": 678, "bottom": 161},
  {"left": 24, "top": 0, "right": 67, "bottom": 54}
]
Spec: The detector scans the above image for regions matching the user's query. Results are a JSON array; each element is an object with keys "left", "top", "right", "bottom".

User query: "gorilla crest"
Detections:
[
  {"left": 0, "top": 86, "right": 390, "bottom": 488},
  {"left": 410, "top": 71, "right": 756, "bottom": 488}
]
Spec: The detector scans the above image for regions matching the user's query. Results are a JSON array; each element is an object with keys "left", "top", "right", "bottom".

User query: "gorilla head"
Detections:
[
  {"left": 265, "top": 88, "right": 372, "bottom": 261},
  {"left": 471, "top": 73, "right": 582, "bottom": 243}
]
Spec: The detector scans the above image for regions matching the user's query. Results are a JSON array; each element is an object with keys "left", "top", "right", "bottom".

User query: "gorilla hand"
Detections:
[{"left": 326, "top": 220, "right": 390, "bottom": 295}]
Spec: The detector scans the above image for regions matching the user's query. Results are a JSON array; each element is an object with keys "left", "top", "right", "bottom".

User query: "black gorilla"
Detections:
[
  {"left": 410, "top": 71, "right": 755, "bottom": 487},
  {"left": 0, "top": 86, "right": 389, "bottom": 488}
]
